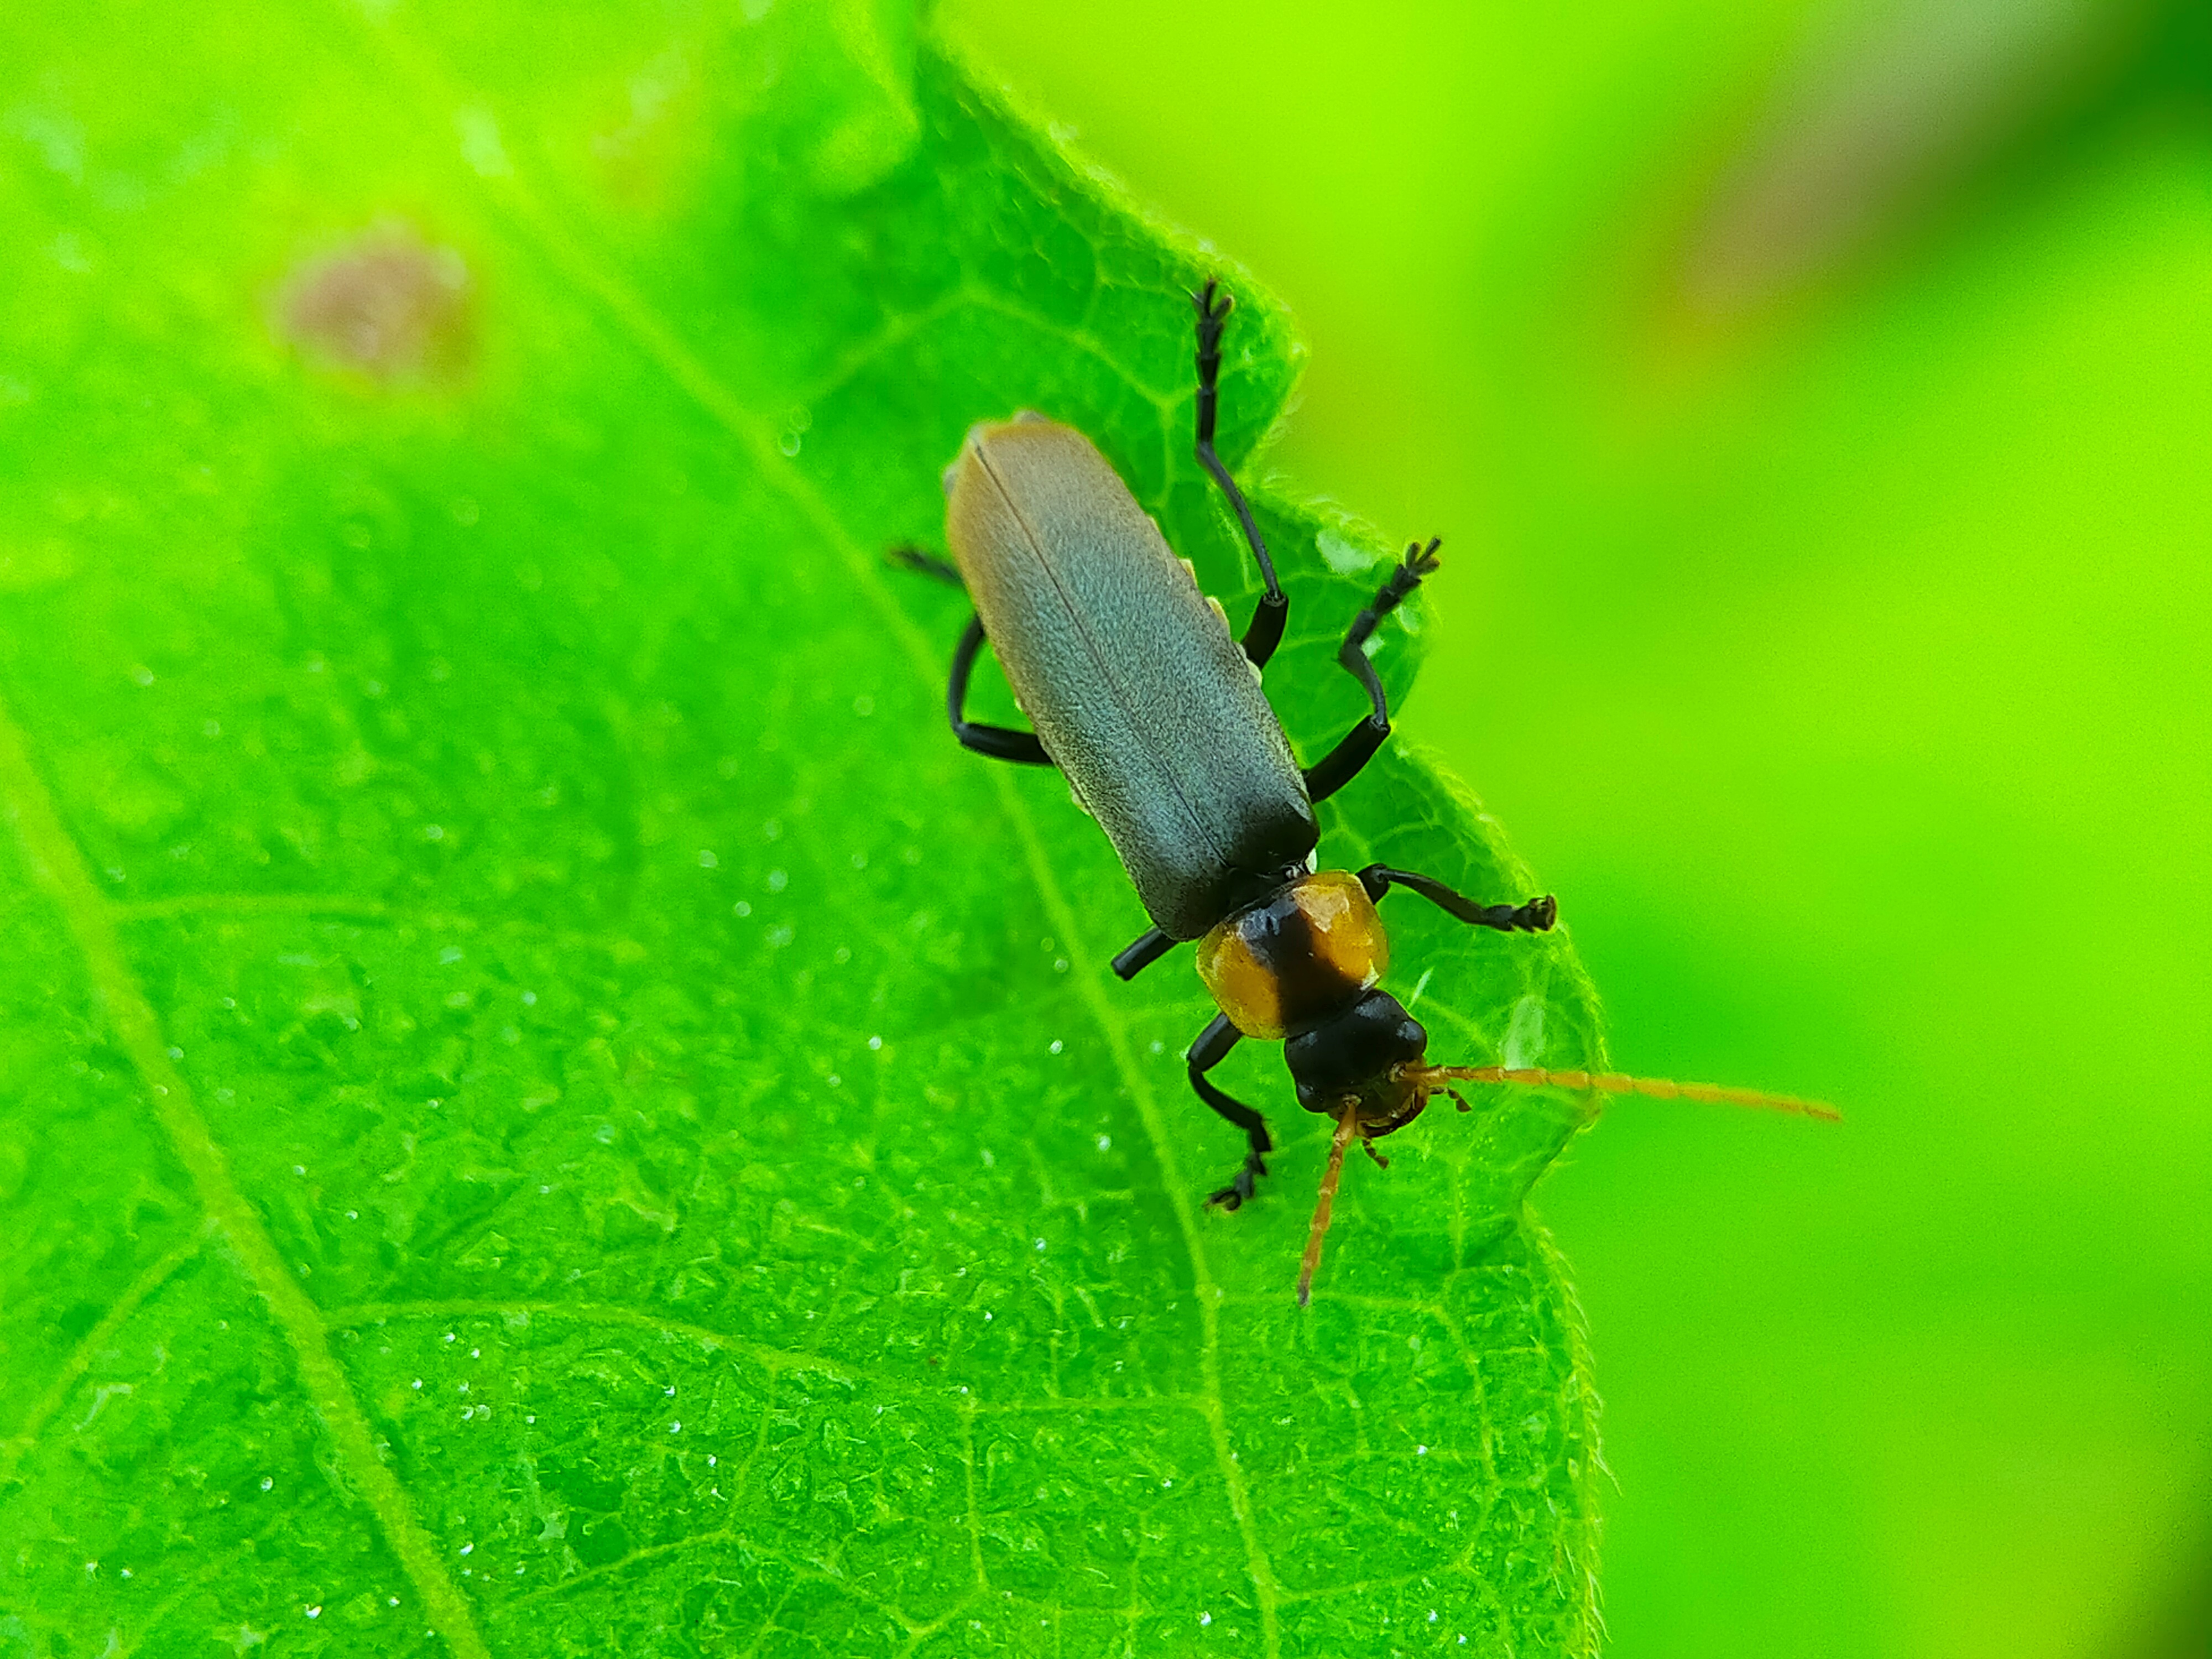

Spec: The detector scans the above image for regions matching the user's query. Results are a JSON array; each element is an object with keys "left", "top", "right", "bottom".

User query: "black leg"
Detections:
[
  {"left": 889, "top": 545, "right": 964, "bottom": 587},
  {"left": 1188, "top": 1014, "right": 1274, "bottom": 1209},
  {"left": 1112, "top": 926, "right": 1177, "bottom": 980},
  {"left": 1358, "top": 864, "right": 1557, "bottom": 933},
  {"left": 948, "top": 614, "right": 1052, "bottom": 765},
  {"left": 1192, "top": 280, "right": 1289, "bottom": 670},
  {"left": 891, "top": 550, "right": 1050, "bottom": 763},
  {"left": 1302, "top": 538, "right": 1442, "bottom": 804}
]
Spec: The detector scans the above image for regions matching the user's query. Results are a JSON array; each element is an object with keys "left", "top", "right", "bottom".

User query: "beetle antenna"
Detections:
[
  {"left": 1296, "top": 1108, "right": 1364, "bottom": 1307},
  {"left": 1404, "top": 1063, "right": 1838, "bottom": 1122}
]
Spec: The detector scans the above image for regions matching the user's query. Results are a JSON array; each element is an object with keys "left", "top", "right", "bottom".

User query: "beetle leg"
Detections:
[
  {"left": 896, "top": 552, "right": 1053, "bottom": 764},
  {"left": 1357, "top": 865, "right": 1557, "bottom": 933},
  {"left": 948, "top": 614, "right": 1053, "bottom": 765},
  {"left": 888, "top": 545, "right": 964, "bottom": 587},
  {"left": 1110, "top": 926, "right": 1177, "bottom": 980},
  {"left": 1191, "top": 279, "right": 1290, "bottom": 670},
  {"left": 1189, "top": 1013, "right": 1274, "bottom": 1209},
  {"left": 1301, "top": 538, "right": 1442, "bottom": 803}
]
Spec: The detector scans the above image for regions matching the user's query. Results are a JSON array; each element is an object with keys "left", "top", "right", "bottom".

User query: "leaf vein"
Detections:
[
  {"left": 0, "top": 691, "right": 493, "bottom": 1659},
  {"left": 344, "top": 24, "right": 1295, "bottom": 1645},
  {"left": 0, "top": 1227, "right": 207, "bottom": 1490}
]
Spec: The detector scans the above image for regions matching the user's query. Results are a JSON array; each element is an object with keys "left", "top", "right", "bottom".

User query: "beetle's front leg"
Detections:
[{"left": 1189, "top": 1014, "right": 1272, "bottom": 1209}]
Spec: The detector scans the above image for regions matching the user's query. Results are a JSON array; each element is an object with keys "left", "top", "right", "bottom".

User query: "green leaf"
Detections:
[{"left": 0, "top": 3, "right": 1604, "bottom": 1653}]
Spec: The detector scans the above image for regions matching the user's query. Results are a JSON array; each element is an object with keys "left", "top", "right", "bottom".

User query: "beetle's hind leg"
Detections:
[
  {"left": 1302, "top": 538, "right": 1443, "bottom": 803},
  {"left": 893, "top": 547, "right": 1056, "bottom": 766},
  {"left": 1191, "top": 279, "right": 1290, "bottom": 670},
  {"left": 948, "top": 615, "right": 1053, "bottom": 765},
  {"left": 1189, "top": 1014, "right": 1274, "bottom": 1209},
  {"left": 888, "top": 545, "right": 964, "bottom": 587}
]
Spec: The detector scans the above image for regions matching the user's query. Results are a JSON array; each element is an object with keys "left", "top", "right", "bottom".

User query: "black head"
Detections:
[{"left": 1284, "top": 989, "right": 1432, "bottom": 1134}]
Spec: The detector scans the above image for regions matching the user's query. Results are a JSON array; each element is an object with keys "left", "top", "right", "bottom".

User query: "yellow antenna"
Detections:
[
  {"left": 1404, "top": 1063, "right": 1839, "bottom": 1122},
  {"left": 1296, "top": 1109, "right": 1364, "bottom": 1307},
  {"left": 1295, "top": 1063, "right": 1836, "bottom": 1305}
]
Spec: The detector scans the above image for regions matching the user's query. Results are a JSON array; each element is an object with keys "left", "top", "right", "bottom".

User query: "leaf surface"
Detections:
[{"left": 0, "top": 4, "right": 1603, "bottom": 1653}]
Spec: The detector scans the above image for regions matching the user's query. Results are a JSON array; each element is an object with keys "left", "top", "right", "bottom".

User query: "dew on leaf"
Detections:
[{"left": 4, "top": 18, "right": 1602, "bottom": 1653}]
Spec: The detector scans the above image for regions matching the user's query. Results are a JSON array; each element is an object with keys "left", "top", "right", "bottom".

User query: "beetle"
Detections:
[{"left": 899, "top": 280, "right": 1831, "bottom": 1301}]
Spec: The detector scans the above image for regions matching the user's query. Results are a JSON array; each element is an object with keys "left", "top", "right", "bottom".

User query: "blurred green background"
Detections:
[{"left": 936, "top": 0, "right": 2212, "bottom": 1654}]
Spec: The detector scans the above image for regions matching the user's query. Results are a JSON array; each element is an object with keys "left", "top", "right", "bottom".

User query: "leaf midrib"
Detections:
[
  {"left": 0, "top": 690, "right": 497, "bottom": 1658},
  {"left": 0, "top": 9, "right": 1296, "bottom": 1652}
]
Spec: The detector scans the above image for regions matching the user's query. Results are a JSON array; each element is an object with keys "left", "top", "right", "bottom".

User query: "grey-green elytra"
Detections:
[{"left": 945, "top": 411, "right": 1313, "bottom": 943}]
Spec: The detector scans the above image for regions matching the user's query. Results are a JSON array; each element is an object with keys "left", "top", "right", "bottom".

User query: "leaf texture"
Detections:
[{"left": 0, "top": 3, "right": 1604, "bottom": 1653}]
